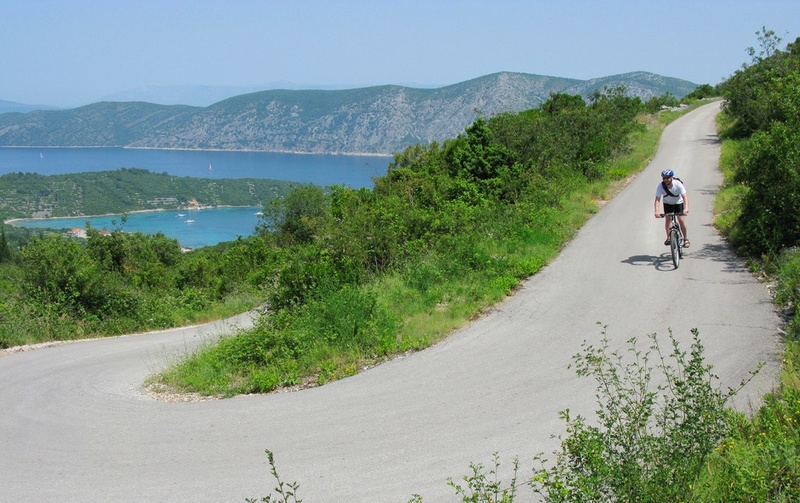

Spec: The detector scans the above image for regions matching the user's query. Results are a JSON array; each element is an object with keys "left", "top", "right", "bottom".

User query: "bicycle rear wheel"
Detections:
[{"left": 670, "top": 229, "right": 681, "bottom": 269}]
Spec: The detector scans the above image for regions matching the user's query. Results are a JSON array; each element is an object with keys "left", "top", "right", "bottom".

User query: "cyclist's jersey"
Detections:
[{"left": 656, "top": 179, "right": 687, "bottom": 205}]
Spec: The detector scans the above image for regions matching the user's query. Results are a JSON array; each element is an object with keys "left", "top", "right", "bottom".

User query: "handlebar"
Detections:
[{"left": 659, "top": 212, "right": 686, "bottom": 218}]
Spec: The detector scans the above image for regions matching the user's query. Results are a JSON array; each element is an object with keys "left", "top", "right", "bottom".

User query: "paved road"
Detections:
[{"left": 0, "top": 102, "right": 783, "bottom": 502}]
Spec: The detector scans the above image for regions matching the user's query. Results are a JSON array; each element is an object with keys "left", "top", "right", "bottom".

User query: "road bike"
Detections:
[{"left": 661, "top": 212, "right": 685, "bottom": 269}]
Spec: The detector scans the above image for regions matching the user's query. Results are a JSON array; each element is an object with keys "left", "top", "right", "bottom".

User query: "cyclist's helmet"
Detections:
[{"left": 661, "top": 169, "right": 675, "bottom": 178}]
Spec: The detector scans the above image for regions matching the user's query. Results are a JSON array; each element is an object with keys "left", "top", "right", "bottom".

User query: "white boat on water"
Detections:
[{"left": 184, "top": 219, "right": 195, "bottom": 224}]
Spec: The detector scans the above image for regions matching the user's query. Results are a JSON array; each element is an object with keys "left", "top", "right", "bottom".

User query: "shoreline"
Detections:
[
  {"left": 4, "top": 204, "right": 259, "bottom": 226},
  {"left": 0, "top": 145, "right": 393, "bottom": 157}
]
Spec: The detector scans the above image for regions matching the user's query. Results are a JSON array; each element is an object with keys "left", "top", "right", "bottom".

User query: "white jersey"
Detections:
[{"left": 656, "top": 179, "right": 686, "bottom": 205}]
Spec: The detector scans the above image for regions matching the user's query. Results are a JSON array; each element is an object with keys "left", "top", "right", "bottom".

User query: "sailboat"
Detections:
[
  {"left": 184, "top": 198, "right": 199, "bottom": 223},
  {"left": 208, "top": 163, "right": 213, "bottom": 173}
]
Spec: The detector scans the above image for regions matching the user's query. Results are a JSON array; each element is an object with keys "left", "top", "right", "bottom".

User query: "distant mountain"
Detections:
[
  {"left": 561, "top": 71, "right": 698, "bottom": 100},
  {"left": 0, "top": 100, "right": 60, "bottom": 114},
  {"left": 0, "top": 71, "right": 697, "bottom": 155},
  {"left": 100, "top": 85, "right": 280, "bottom": 107},
  {"left": 99, "top": 82, "right": 424, "bottom": 106}
]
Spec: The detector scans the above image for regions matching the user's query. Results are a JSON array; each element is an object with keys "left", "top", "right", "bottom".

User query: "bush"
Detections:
[
  {"left": 643, "top": 92, "right": 681, "bottom": 113},
  {"left": 19, "top": 234, "right": 115, "bottom": 317},
  {"left": 299, "top": 283, "right": 391, "bottom": 351},
  {"left": 532, "top": 327, "right": 755, "bottom": 503},
  {"left": 685, "top": 84, "right": 717, "bottom": 100},
  {"left": 266, "top": 245, "right": 339, "bottom": 311},
  {"left": 734, "top": 119, "right": 800, "bottom": 255}
]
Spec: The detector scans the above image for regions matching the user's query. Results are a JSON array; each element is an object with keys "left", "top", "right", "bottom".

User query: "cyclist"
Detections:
[{"left": 654, "top": 169, "right": 690, "bottom": 248}]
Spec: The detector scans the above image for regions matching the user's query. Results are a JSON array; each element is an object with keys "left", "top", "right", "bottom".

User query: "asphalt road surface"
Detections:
[{"left": 0, "top": 101, "right": 783, "bottom": 502}]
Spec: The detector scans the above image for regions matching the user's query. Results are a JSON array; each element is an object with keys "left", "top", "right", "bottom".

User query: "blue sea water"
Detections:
[
  {"left": 12, "top": 207, "right": 264, "bottom": 250},
  {"left": 0, "top": 147, "right": 390, "bottom": 187},
  {"left": 1, "top": 147, "right": 392, "bottom": 248}
]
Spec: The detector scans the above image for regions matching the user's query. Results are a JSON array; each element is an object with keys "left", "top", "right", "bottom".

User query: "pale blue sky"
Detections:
[{"left": 2, "top": 0, "right": 799, "bottom": 107}]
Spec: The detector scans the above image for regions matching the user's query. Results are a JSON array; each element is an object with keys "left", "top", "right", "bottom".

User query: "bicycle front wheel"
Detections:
[{"left": 670, "top": 230, "right": 681, "bottom": 269}]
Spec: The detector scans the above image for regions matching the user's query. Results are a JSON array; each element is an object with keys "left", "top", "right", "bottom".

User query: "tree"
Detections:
[
  {"left": 643, "top": 92, "right": 680, "bottom": 113},
  {"left": 0, "top": 226, "right": 11, "bottom": 263},
  {"left": 541, "top": 92, "right": 586, "bottom": 115},
  {"left": 685, "top": 84, "right": 716, "bottom": 100},
  {"left": 447, "top": 117, "right": 514, "bottom": 182},
  {"left": 260, "top": 184, "right": 330, "bottom": 245},
  {"left": 721, "top": 32, "right": 800, "bottom": 137},
  {"left": 746, "top": 26, "right": 783, "bottom": 65}
]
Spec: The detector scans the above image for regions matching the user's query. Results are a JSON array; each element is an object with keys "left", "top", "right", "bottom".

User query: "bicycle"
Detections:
[{"left": 660, "top": 212, "right": 685, "bottom": 269}]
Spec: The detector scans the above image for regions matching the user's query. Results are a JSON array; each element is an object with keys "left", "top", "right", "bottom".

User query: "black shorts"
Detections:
[{"left": 664, "top": 202, "right": 684, "bottom": 215}]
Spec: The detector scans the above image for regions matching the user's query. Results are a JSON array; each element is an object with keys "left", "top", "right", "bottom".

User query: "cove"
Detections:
[{"left": 11, "top": 206, "right": 264, "bottom": 249}]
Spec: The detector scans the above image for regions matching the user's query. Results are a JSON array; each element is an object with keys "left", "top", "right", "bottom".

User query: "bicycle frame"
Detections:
[{"left": 660, "top": 212, "right": 685, "bottom": 269}]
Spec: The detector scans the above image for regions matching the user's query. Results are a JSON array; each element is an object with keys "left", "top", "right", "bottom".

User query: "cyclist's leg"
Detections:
[
  {"left": 664, "top": 217, "right": 670, "bottom": 245},
  {"left": 676, "top": 203, "right": 689, "bottom": 246},
  {"left": 677, "top": 216, "right": 688, "bottom": 246},
  {"left": 663, "top": 203, "right": 675, "bottom": 244}
]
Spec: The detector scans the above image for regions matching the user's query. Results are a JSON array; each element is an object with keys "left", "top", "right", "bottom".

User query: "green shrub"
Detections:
[
  {"left": 446, "top": 453, "right": 520, "bottom": 503},
  {"left": 532, "top": 327, "right": 754, "bottom": 503},
  {"left": 246, "top": 450, "right": 302, "bottom": 503},
  {"left": 642, "top": 92, "right": 681, "bottom": 113},
  {"left": 734, "top": 119, "right": 800, "bottom": 255},
  {"left": 267, "top": 245, "right": 340, "bottom": 311},
  {"left": 261, "top": 184, "right": 329, "bottom": 245},
  {"left": 300, "top": 283, "right": 398, "bottom": 353}
]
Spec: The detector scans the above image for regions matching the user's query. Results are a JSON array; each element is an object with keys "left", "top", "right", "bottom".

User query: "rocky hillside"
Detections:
[{"left": 0, "top": 71, "right": 697, "bottom": 154}]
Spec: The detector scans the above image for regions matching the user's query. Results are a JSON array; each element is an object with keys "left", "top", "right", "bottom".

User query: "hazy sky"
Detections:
[{"left": 2, "top": 0, "right": 799, "bottom": 107}]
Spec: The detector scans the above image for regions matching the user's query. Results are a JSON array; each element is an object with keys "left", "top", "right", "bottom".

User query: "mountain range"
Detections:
[{"left": 0, "top": 71, "right": 697, "bottom": 155}]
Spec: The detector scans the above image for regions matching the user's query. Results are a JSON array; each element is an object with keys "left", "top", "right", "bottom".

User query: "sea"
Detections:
[{"left": 1, "top": 147, "right": 391, "bottom": 248}]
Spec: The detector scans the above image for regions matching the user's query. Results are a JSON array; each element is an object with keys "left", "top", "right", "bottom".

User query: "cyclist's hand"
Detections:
[
  {"left": 655, "top": 212, "right": 662, "bottom": 219},
  {"left": 683, "top": 210, "right": 689, "bottom": 215}
]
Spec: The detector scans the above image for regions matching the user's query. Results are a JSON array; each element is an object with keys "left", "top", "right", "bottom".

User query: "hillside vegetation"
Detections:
[
  {"left": 0, "top": 168, "right": 296, "bottom": 219},
  {"left": 0, "top": 71, "right": 696, "bottom": 154}
]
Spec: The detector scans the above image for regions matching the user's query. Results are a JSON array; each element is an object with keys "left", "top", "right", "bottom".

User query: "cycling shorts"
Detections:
[{"left": 664, "top": 203, "right": 684, "bottom": 215}]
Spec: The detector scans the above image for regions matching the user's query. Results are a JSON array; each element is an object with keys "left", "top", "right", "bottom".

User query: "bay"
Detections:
[
  {"left": 1, "top": 147, "right": 391, "bottom": 248},
  {"left": 12, "top": 207, "right": 265, "bottom": 250}
]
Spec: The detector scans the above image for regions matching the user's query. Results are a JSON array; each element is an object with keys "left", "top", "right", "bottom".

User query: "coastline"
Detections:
[
  {"left": 6, "top": 205, "right": 265, "bottom": 249},
  {"left": 1, "top": 145, "right": 393, "bottom": 157},
  {"left": 124, "top": 146, "right": 393, "bottom": 157},
  {"left": 5, "top": 205, "right": 259, "bottom": 226}
]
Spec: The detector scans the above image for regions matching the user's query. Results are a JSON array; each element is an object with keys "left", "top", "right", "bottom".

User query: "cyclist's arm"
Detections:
[
  {"left": 682, "top": 193, "right": 689, "bottom": 214},
  {"left": 654, "top": 196, "right": 662, "bottom": 218}
]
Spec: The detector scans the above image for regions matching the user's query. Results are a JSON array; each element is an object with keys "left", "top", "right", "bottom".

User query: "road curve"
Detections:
[{"left": 0, "top": 102, "right": 782, "bottom": 503}]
